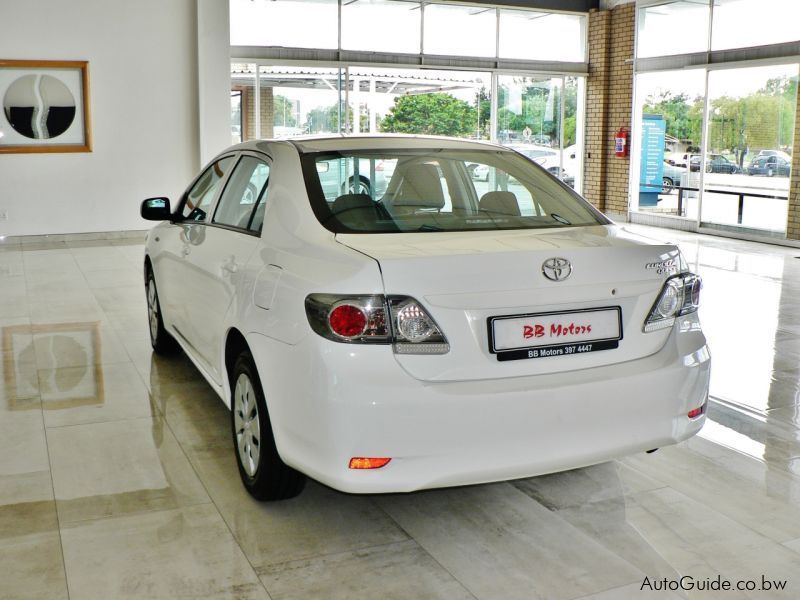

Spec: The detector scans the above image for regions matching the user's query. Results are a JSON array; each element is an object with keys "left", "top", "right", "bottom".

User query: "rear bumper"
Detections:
[{"left": 248, "top": 320, "right": 710, "bottom": 494}]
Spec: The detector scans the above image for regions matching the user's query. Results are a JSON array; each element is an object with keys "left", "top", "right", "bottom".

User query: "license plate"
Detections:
[{"left": 488, "top": 307, "right": 622, "bottom": 362}]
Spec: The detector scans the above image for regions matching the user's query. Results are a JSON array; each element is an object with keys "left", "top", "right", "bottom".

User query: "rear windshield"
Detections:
[{"left": 300, "top": 148, "right": 607, "bottom": 234}]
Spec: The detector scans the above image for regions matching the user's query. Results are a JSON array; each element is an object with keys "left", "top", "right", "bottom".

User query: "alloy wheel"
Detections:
[
  {"left": 233, "top": 373, "right": 261, "bottom": 477},
  {"left": 147, "top": 280, "right": 159, "bottom": 341}
]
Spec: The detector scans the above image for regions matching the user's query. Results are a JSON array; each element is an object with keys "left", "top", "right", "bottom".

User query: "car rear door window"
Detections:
[
  {"left": 182, "top": 156, "right": 235, "bottom": 222},
  {"left": 213, "top": 156, "right": 270, "bottom": 233}
]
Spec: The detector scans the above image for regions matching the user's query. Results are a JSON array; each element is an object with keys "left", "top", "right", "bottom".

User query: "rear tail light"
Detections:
[
  {"left": 328, "top": 303, "right": 368, "bottom": 338},
  {"left": 643, "top": 273, "right": 702, "bottom": 332},
  {"left": 305, "top": 294, "right": 449, "bottom": 354},
  {"left": 388, "top": 297, "right": 449, "bottom": 354}
]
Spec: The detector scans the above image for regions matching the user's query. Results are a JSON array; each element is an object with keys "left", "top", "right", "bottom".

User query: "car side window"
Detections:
[
  {"left": 182, "top": 156, "right": 235, "bottom": 222},
  {"left": 213, "top": 156, "right": 270, "bottom": 233}
]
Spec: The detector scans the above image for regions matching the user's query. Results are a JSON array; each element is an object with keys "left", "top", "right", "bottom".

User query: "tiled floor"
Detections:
[{"left": 2, "top": 228, "right": 800, "bottom": 599}]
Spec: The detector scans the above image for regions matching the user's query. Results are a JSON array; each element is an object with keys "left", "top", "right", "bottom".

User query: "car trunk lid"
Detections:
[{"left": 336, "top": 225, "right": 680, "bottom": 382}]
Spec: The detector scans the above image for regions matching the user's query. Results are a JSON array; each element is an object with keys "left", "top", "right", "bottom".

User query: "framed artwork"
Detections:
[{"left": 0, "top": 59, "right": 92, "bottom": 153}]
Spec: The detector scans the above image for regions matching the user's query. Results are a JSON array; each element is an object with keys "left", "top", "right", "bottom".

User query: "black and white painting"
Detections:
[{"left": 0, "top": 60, "right": 91, "bottom": 152}]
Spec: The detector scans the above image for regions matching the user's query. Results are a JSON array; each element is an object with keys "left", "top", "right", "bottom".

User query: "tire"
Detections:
[
  {"left": 343, "top": 176, "right": 371, "bottom": 196},
  {"left": 146, "top": 270, "right": 178, "bottom": 354},
  {"left": 661, "top": 177, "right": 674, "bottom": 194},
  {"left": 230, "top": 350, "right": 306, "bottom": 501}
]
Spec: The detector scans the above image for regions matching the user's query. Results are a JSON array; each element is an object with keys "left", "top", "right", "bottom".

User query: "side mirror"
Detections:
[
  {"left": 316, "top": 162, "right": 330, "bottom": 174},
  {"left": 141, "top": 197, "right": 171, "bottom": 221}
]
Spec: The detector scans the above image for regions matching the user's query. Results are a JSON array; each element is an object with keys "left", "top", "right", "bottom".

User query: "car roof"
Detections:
[{"left": 225, "top": 134, "right": 507, "bottom": 155}]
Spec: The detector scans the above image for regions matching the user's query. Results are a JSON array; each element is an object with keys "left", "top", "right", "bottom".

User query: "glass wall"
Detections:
[
  {"left": 498, "top": 10, "right": 586, "bottom": 62},
  {"left": 700, "top": 64, "right": 798, "bottom": 233},
  {"left": 230, "top": 1, "right": 587, "bottom": 64},
  {"left": 230, "top": 2, "right": 588, "bottom": 194},
  {"left": 230, "top": 63, "right": 257, "bottom": 142},
  {"left": 341, "top": 0, "right": 421, "bottom": 54},
  {"left": 633, "top": 0, "right": 800, "bottom": 237},
  {"left": 230, "top": 0, "right": 338, "bottom": 49},
  {"left": 632, "top": 69, "right": 705, "bottom": 218},
  {"left": 497, "top": 75, "right": 582, "bottom": 189},
  {"left": 636, "top": 1, "right": 710, "bottom": 58},
  {"left": 423, "top": 4, "right": 496, "bottom": 58},
  {"left": 712, "top": 0, "right": 800, "bottom": 51}
]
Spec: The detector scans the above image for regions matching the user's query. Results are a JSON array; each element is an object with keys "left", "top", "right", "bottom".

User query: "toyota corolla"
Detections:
[{"left": 140, "top": 135, "right": 710, "bottom": 500}]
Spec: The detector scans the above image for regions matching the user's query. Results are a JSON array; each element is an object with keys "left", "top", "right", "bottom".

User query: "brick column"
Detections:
[
  {"left": 260, "top": 86, "right": 274, "bottom": 139},
  {"left": 583, "top": 4, "right": 636, "bottom": 219},
  {"left": 787, "top": 95, "right": 800, "bottom": 239}
]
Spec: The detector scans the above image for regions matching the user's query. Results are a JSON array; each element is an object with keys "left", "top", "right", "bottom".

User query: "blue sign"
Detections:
[{"left": 639, "top": 114, "right": 666, "bottom": 207}]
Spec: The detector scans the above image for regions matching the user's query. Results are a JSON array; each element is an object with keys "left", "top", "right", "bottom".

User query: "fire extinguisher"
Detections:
[{"left": 614, "top": 127, "right": 629, "bottom": 157}]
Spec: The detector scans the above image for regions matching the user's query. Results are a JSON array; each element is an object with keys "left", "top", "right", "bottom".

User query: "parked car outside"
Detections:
[
  {"left": 507, "top": 143, "right": 576, "bottom": 188},
  {"left": 747, "top": 155, "right": 791, "bottom": 177},
  {"left": 661, "top": 161, "right": 687, "bottom": 194},
  {"left": 140, "top": 135, "right": 709, "bottom": 501},
  {"left": 755, "top": 149, "right": 791, "bottom": 162},
  {"left": 689, "top": 154, "right": 740, "bottom": 174}
]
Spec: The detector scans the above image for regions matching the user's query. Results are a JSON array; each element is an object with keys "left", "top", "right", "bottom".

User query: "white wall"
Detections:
[
  {"left": 198, "top": 0, "right": 232, "bottom": 166},
  {"left": 0, "top": 0, "right": 201, "bottom": 236}
]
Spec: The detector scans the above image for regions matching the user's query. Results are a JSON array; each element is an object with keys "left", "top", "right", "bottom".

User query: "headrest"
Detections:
[
  {"left": 333, "top": 193, "right": 374, "bottom": 213},
  {"left": 479, "top": 191, "right": 520, "bottom": 217},
  {"left": 391, "top": 163, "right": 445, "bottom": 210}
]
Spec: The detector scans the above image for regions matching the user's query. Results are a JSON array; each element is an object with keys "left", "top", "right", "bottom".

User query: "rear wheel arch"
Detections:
[
  {"left": 225, "top": 328, "right": 306, "bottom": 500},
  {"left": 225, "top": 328, "right": 250, "bottom": 396}
]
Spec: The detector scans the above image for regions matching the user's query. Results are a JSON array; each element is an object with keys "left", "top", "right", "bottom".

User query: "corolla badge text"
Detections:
[{"left": 646, "top": 258, "right": 678, "bottom": 275}]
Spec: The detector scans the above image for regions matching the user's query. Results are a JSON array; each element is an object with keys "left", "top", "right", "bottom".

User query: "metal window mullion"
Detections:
[
  {"left": 495, "top": 8, "right": 501, "bottom": 63},
  {"left": 706, "top": 0, "right": 714, "bottom": 55},
  {"left": 490, "top": 71, "right": 498, "bottom": 143},
  {"left": 420, "top": 2, "right": 425, "bottom": 57},
  {"left": 344, "top": 66, "right": 350, "bottom": 134},
  {"left": 696, "top": 67, "right": 711, "bottom": 228},
  {"left": 254, "top": 65, "right": 260, "bottom": 139},
  {"left": 559, "top": 75, "right": 565, "bottom": 179}
]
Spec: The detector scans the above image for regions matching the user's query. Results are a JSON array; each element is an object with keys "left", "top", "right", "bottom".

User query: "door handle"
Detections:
[{"left": 222, "top": 260, "right": 238, "bottom": 274}]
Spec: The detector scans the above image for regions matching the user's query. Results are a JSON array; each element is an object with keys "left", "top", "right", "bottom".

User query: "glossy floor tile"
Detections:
[{"left": 4, "top": 230, "right": 800, "bottom": 599}]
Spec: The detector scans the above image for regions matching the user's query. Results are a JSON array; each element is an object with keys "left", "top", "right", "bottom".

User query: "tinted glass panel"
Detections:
[
  {"left": 182, "top": 157, "right": 235, "bottom": 222},
  {"left": 424, "top": 4, "right": 496, "bottom": 58},
  {"left": 637, "top": 1, "right": 710, "bottom": 58},
  {"left": 214, "top": 156, "right": 270, "bottom": 231},
  {"left": 498, "top": 10, "right": 586, "bottom": 62},
  {"left": 341, "top": 0, "right": 421, "bottom": 54},
  {"left": 712, "top": 0, "right": 800, "bottom": 51},
  {"left": 230, "top": 0, "right": 338, "bottom": 49}
]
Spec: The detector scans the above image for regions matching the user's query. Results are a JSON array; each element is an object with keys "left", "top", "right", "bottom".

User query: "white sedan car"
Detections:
[{"left": 141, "top": 135, "right": 710, "bottom": 501}]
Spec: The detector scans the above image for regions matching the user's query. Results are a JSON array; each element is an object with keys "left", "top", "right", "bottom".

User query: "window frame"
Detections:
[
  {"left": 177, "top": 153, "right": 239, "bottom": 224},
  {"left": 211, "top": 151, "right": 273, "bottom": 236}
]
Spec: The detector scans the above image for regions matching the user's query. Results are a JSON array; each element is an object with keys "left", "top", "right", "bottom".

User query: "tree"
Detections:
[
  {"left": 496, "top": 78, "right": 562, "bottom": 145},
  {"left": 379, "top": 93, "right": 477, "bottom": 137},
  {"left": 273, "top": 95, "right": 297, "bottom": 128},
  {"left": 643, "top": 91, "right": 704, "bottom": 145}
]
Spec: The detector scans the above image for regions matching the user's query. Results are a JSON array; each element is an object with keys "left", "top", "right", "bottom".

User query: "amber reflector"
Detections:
[{"left": 349, "top": 457, "right": 391, "bottom": 469}]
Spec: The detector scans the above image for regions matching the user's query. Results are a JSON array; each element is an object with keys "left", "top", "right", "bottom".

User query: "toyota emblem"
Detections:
[{"left": 542, "top": 257, "right": 572, "bottom": 282}]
